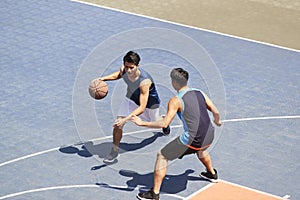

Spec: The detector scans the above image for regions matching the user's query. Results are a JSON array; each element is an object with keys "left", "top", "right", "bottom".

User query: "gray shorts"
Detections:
[
  {"left": 117, "top": 97, "right": 159, "bottom": 121},
  {"left": 161, "top": 137, "right": 197, "bottom": 160},
  {"left": 161, "top": 124, "right": 214, "bottom": 160}
]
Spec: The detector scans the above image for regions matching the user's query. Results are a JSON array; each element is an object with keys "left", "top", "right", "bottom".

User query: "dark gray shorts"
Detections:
[{"left": 161, "top": 124, "right": 214, "bottom": 160}]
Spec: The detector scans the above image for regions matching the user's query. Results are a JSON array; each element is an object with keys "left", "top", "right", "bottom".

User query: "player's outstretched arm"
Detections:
[
  {"left": 131, "top": 96, "right": 179, "bottom": 129},
  {"left": 100, "top": 65, "right": 123, "bottom": 81}
]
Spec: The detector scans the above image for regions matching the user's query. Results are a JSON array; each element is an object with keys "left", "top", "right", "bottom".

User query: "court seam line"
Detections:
[
  {"left": 70, "top": 0, "right": 300, "bottom": 53},
  {"left": 0, "top": 115, "right": 299, "bottom": 167}
]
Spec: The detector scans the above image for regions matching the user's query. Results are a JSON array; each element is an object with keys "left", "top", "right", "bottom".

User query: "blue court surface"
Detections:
[{"left": 1, "top": 0, "right": 299, "bottom": 199}]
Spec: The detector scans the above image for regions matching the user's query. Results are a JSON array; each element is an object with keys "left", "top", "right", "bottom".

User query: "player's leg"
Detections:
[
  {"left": 197, "top": 123, "right": 218, "bottom": 181},
  {"left": 197, "top": 150, "right": 218, "bottom": 181},
  {"left": 103, "top": 98, "right": 133, "bottom": 164},
  {"left": 137, "top": 137, "right": 185, "bottom": 199},
  {"left": 197, "top": 150, "right": 214, "bottom": 173},
  {"left": 137, "top": 151, "right": 168, "bottom": 200},
  {"left": 103, "top": 118, "right": 125, "bottom": 164},
  {"left": 153, "top": 151, "right": 168, "bottom": 194},
  {"left": 197, "top": 150, "right": 218, "bottom": 182},
  {"left": 112, "top": 117, "right": 124, "bottom": 151}
]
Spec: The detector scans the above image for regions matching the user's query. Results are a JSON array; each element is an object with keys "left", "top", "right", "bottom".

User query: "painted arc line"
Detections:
[
  {"left": 0, "top": 115, "right": 299, "bottom": 167},
  {"left": 0, "top": 128, "right": 162, "bottom": 167},
  {"left": 0, "top": 184, "right": 186, "bottom": 200},
  {"left": 0, "top": 185, "right": 99, "bottom": 200},
  {"left": 0, "top": 147, "right": 60, "bottom": 167},
  {"left": 0, "top": 179, "right": 289, "bottom": 200}
]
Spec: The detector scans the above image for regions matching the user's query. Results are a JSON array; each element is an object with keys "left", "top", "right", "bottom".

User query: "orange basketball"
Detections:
[{"left": 89, "top": 78, "right": 108, "bottom": 100}]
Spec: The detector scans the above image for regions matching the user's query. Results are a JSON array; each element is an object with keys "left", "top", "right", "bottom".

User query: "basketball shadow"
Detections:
[
  {"left": 96, "top": 169, "right": 206, "bottom": 194},
  {"left": 59, "top": 132, "right": 163, "bottom": 159}
]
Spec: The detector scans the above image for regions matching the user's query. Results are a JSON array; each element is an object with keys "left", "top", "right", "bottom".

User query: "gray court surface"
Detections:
[{"left": 1, "top": 0, "right": 299, "bottom": 199}]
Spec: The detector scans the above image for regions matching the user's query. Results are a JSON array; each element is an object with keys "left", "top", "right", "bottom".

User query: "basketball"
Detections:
[{"left": 89, "top": 78, "right": 108, "bottom": 100}]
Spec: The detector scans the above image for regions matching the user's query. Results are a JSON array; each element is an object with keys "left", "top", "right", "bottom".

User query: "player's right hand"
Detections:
[{"left": 214, "top": 119, "right": 222, "bottom": 126}]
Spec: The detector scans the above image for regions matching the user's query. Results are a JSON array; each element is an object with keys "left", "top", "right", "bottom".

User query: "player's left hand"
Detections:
[{"left": 130, "top": 115, "right": 143, "bottom": 126}]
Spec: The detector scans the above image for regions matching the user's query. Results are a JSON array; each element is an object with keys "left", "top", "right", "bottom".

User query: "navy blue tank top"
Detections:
[
  {"left": 177, "top": 88, "right": 211, "bottom": 148},
  {"left": 122, "top": 68, "right": 160, "bottom": 109}
]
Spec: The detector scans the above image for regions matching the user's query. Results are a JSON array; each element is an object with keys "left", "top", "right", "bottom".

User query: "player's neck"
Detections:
[
  {"left": 177, "top": 85, "right": 189, "bottom": 93},
  {"left": 128, "top": 69, "right": 140, "bottom": 82}
]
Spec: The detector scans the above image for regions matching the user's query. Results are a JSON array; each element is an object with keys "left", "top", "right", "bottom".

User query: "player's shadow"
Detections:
[
  {"left": 96, "top": 169, "right": 206, "bottom": 194},
  {"left": 59, "top": 132, "right": 163, "bottom": 159}
]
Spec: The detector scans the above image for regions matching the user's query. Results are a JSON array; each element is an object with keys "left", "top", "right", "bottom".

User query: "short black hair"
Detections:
[
  {"left": 123, "top": 51, "right": 140, "bottom": 65},
  {"left": 170, "top": 68, "right": 189, "bottom": 87}
]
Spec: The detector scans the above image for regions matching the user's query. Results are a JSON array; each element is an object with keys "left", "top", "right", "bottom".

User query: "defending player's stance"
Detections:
[{"left": 131, "top": 68, "right": 222, "bottom": 200}]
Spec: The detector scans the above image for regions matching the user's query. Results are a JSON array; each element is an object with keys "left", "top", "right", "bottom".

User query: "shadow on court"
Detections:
[
  {"left": 96, "top": 169, "right": 206, "bottom": 194},
  {"left": 59, "top": 132, "right": 163, "bottom": 158}
]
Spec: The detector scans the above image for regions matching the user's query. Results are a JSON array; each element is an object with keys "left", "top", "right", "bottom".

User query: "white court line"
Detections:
[
  {"left": 1, "top": 116, "right": 297, "bottom": 199},
  {"left": 0, "top": 127, "right": 168, "bottom": 167},
  {"left": 185, "top": 182, "right": 215, "bottom": 199},
  {"left": 0, "top": 185, "right": 99, "bottom": 200},
  {"left": 70, "top": 0, "right": 300, "bottom": 53},
  {"left": 0, "top": 115, "right": 299, "bottom": 167},
  {"left": 219, "top": 179, "right": 290, "bottom": 199},
  {"left": 185, "top": 179, "right": 289, "bottom": 200},
  {"left": 163, "top": 193, "right": 186, "bottom": 200},
  {"left": 222, "top": 115, "right": 300, "bottom": 122},
  {"left": 0, "top": 147, "right": 60, "bottom": 167},
  {"left": 219, "top": 180, "right": 289, "bottom": 200},
  {"left": 0, "top": 183, "right": 186, "bottom": 200}
]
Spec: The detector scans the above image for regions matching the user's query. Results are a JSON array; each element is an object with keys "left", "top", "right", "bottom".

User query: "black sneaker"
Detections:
[
  {"left": 162, "top": 125, "right": 170, "bottom": 136},
  {"left": 103, "top": 148, "right": 119, "bottom": 164},
  {"left": 200, "top": 169, "right": 218, "bottom": 182},
  {"left": 137, "top": 188, "right": 159, "bottom": 200}
]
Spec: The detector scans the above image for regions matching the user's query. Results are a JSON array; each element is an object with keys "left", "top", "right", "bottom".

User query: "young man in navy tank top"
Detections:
[
  {"left": 131, "top": 68, "right": 222, "bottom": 200},
  {"left": 99, "top": 51, "right": 170, "bottom": 164}
]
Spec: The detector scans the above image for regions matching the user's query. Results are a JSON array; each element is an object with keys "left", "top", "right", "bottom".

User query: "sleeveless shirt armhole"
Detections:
[
  {"left": 190, "top": 88, "right": 206, "bottom": 100},
  {"left": 175, "top": 95, "right": 185, "bottom": 113}
]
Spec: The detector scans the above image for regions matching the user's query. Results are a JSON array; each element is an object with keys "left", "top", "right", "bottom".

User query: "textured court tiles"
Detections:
[{"left": 1, "top": 0, "right": 299, "bottom": 199}]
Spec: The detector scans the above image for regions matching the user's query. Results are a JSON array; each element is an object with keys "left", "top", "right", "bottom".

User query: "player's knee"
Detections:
[
  {"left": 157, "top": 150, "right": 167, "bottom": 160},
  {"left": 197, "top": 150, "right": 209, "bottom": 159}
]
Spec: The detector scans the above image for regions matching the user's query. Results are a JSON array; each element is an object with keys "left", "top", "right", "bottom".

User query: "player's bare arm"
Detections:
[
  {"left": 131, "top": 96, "right": 180, "bottom": 129},
  {"left": 114, "top": 78, "right": 151, "bottom": 127},
  {"left": 201, "top": 92, "right": 222, "bottom": 126},
  {"left": 100, "top": 66, "right": 123, "bottom": 81},
  {"left": 133, "top": 78, "right": 151, "bottom": 115}
]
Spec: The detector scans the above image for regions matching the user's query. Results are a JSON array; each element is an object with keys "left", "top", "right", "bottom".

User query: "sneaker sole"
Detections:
[
  {"left": 103, "top": 155, "right": 120, "bottom": 164},
  {"left": 136, "top": 195, "right": 159, "bottom": 200},
  {"left": 199, "top": 174, "right": 219, "bottom": 183}
]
